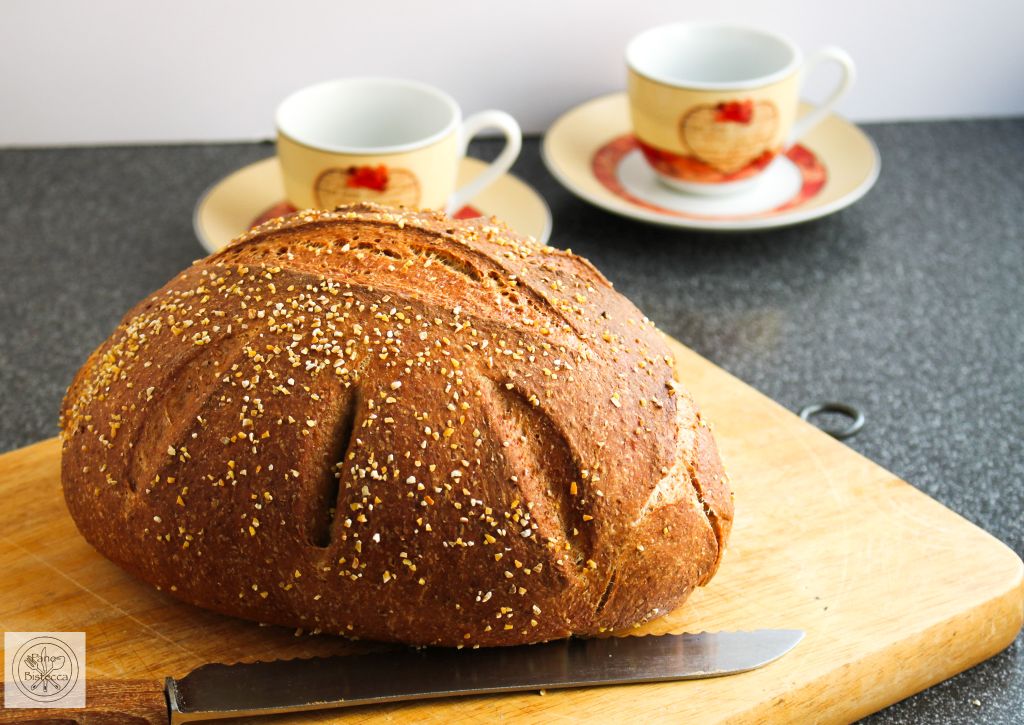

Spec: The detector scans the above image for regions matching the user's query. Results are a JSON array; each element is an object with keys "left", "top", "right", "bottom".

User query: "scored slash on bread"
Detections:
[{"left": 59, "top": 203, "right": 732, "bottom": 647}]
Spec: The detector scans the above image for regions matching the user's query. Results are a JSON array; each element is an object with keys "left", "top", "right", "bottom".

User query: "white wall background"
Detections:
[{"left": 2, "top": 0, "right": 1021, "bottom": 147}]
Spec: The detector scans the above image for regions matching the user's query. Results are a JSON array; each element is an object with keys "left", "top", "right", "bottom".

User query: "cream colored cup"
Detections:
[
  {"left": 627, "top": 23, "right": 855, "bottom": 195},
  {"left": 276, "top": 78, "right": 521, "bottom": 213}
]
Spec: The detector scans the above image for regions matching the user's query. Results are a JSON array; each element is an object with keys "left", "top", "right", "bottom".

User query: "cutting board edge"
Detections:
[
  {"left": 669, "top": 340, "right": 1023, "bottom": 571},
  {"left": 669, "top": 340, "right": 898, "bottom": 478},
  {"left": 729, "top": 569, "right": 1024, "bottom": 725},
  {"left": 0, "top": 434, "right": 59, "bottom": 468}
]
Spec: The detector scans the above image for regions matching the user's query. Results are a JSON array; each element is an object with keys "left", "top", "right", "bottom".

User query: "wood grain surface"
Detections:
[{"left": 0, "top": 339, "right": 1020, "bottom": 724}]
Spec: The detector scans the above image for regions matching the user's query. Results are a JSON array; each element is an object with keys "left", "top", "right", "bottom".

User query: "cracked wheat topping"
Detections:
[{"left": 60, "top": 203, "right": 732, "bottom": 646}]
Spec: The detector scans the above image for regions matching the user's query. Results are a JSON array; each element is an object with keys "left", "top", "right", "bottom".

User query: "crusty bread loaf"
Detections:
[{"left": 60, "top": 203, "right": 732, "bottom": 646}]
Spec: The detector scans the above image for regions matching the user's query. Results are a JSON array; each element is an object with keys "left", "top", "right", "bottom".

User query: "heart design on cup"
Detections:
[
  {"left": 679, "top": 100, "right": 780, "bottom": 174},
  {"left": 315, "top": 165, "right": 421, "bottom": 209}
]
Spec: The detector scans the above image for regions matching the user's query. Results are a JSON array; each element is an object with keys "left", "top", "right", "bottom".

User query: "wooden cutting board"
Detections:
[{"left": 0, "top": 339, "right": 1020, "bottom": 724}]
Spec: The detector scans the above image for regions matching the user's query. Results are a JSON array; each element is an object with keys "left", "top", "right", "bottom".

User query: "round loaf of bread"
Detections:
[{"left": 60, "top": 204, "right": 733, "bottom": 646}]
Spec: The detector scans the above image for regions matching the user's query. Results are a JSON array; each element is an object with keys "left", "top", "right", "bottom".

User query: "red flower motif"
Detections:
[
  {"left": 715, "top": 100, "right": 754, "bottom": 124},
  {"left": 346, "top": 165, "right": 390, "bottom": 191}
]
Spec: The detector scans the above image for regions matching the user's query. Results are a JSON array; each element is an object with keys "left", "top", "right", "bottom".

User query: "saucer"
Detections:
[
  {"left": 542, "top": 93, "right": 879, "bottom": 232},
  {"left": 194, "top": 157, "right": 552, "bottom": 253}
]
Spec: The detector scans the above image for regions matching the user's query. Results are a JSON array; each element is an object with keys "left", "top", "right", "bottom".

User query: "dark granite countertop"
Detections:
[{"left": 1, "top": 121, "right": 1021, "bottom": 722}]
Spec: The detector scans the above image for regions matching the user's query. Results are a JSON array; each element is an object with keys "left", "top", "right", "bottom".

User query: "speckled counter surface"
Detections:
[{"left": 1, "top": 121, "right": 1022, "bottom": 722}]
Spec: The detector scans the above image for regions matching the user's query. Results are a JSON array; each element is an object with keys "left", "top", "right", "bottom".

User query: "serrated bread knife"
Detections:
[{"left": 165, "top": 629, "right": 802, "bottom": 723}]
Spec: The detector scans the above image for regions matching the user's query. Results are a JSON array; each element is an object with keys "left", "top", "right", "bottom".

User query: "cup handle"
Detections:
[
  {"left": 446, "top": 110, "right": 522, "bottom": 215},
  {"left": 788, "top": 46, "right": 856, "bottom": 146}
]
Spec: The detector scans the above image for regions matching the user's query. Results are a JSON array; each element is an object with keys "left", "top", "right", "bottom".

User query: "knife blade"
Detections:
[{"left": 166, "top": 629, "right": 803, "bottom": 723}]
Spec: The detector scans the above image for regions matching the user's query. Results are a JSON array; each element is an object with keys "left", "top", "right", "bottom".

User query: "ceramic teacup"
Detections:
[
  {"left": 276, "top": 78, "right": 522, "bottom": 213},
  {"left": 627, "top": 23, "right": 855, "bottom": 195}
]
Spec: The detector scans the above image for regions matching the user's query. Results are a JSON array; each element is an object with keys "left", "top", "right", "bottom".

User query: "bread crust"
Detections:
[{"left": 60, "top": 203, "right": 732, "bottom": 646}]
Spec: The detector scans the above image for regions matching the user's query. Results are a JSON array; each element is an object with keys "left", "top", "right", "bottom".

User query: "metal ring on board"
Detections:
[{"left": 798, "top": 402, "right": 865, "bottom": 440}]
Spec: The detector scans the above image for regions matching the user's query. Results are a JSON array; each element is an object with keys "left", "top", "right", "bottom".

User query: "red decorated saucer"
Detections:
[
  {"left": 195, "top": 157, "right": 551, "bottom": 254},
  {"left": 542, "top": 93, "right": 879, "bottom": 232}
]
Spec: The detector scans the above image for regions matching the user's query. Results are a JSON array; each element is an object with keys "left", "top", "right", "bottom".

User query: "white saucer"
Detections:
[
  {"left": 194, "top": 156, "right": 552, "bottom": 254},
  {"left": 542, "top": 93, "right": 880, "bottom": 232}
]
